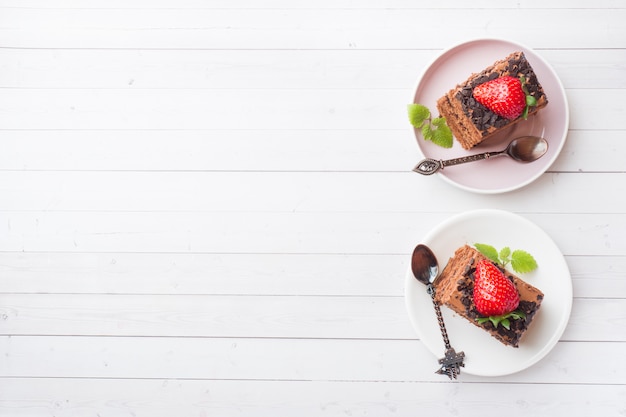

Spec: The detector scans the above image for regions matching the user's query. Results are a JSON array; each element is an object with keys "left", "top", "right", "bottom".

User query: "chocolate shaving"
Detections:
[{"left": 453, "top": 51, "right": 547, "bottom": 137}]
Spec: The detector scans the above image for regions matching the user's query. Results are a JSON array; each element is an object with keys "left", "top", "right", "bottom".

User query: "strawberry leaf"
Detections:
[
  {"left": 520, "top": 76, "right": 538, "bottom": 120},
  {"left": 476, "top": 310, "right": 526, "bottom": 329},
  {"left": 508, "top": 311, "right": 526, "bottom": 320}
]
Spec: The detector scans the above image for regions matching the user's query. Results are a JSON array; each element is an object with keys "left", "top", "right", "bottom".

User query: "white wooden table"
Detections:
[{"left": 1, "top": 1, "right": 625, "bottom": 416}]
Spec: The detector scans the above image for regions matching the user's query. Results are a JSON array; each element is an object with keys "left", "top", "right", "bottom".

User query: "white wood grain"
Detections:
[
  {"left": 1, "top": 171, "right": 625, "bottom": 213},
  {"left": 1, "top": 378, "right": 623, "bottom": 417},
  {"left": 0, "top": 252, "right": 408, "bottom": 296},
  {"left": 1, "top": 211, "right": 625, "bottom": 256},
  {"left": 1, "top": 2, "right": 625, "bottom": 416},
  {"left": 1, "top": 335, "right": 624, "bottom": 385},
  {"left": 0, "top": 294, "right": 417, "bottom": 339},
  {"left": 0, "top": 295, "right": 623, "bottom": 342},
  {"left": 1, "top": 129, "right": 624, "bottom": 172},
  {"left": 1, "top": 252, "right": 624, "bottom": 298},
  {"left": 0, "top": 88, "right": 622, "bottom": 130},
  {"left": 2, "top": 0, "right": 624, "bottom": 9},
  {"left": 1, "top": 7, "right": 625, "bottom": 49},
  {"left": 2, "top": 48, "right": 625, "bottom": 89}
]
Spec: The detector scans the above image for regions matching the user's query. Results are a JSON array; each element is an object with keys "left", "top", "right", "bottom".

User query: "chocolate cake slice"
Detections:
[
  {"left": 433, "top": 245, "right": 543, "bottom": 348},
  {"left": 436, "top": 51, "right": 548, "bottom": 150}
]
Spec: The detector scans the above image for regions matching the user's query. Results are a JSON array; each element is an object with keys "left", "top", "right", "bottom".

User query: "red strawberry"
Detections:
[
  {"left": 473, "top": 259, "right": 520, "bottom": 316},
  {"left": 473, "top": 76, "right": 527, "bottom": 120}
]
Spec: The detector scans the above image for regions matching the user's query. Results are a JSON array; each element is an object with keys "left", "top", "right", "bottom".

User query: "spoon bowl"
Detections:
[
  {"left": 411, "top": 244, "right": 439, "bottom": 286},
  {"left": 413, "top": 136, "right": 549, "bottom": 175},
  {"left": 506, "top": 136, "right": 549, "bottom": 162}
]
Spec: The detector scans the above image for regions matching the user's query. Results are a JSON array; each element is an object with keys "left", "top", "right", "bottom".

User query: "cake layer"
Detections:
[
  {"left": 437, "top": 51, "right": 548, "bottom": 150},
  {"left": 433, "top": 245, "right": 544, "bottom": 348}
]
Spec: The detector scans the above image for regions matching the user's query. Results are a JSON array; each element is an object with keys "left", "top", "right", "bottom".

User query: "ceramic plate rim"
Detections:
[
  {"left": 411, "top": 38, "right": 570, "bottom": 194},
  {"left": 404, "top": 209, "right": 573, "bottom": 377}
]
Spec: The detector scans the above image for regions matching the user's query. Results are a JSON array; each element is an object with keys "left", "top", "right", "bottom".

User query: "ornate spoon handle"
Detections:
[
  {"left": 413, "top": 151, "right": 505, "bottom": 175},
  {"left": 427, "top": 284, "right": 465, "bottom": 379},
  {"left": 427, "top": 284, "right": 451, "bottom": 348}
]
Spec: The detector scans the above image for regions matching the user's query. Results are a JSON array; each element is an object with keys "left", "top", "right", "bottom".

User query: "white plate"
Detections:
[
  {"left": 404, "top": 209, "right": 572, "bottom": 377},
  {"left": 411, "top": 38, "right": 569, "bottom": 194}
]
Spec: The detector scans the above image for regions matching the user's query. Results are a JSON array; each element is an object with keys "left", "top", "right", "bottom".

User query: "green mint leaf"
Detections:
[
  {"left": 431, "top": 116, "right": 447, "bottom": 127},
  {"left": 526, "top": 95, "right": 537, "bottom": 107},
  {"left": 407, "top": 104, "right": 430, "bottom": 128},
  {"left": 474, "top": 243, "right": 500, "bottom": 264},
  {"left": 500, "top": 318, "right": 511, "bottom": 330},
  {"left": 499, "top": 247, "right": 511, "bottom": 266},
  {"left": 430, "top": 119, "right": 453, "bottom": 148},
  {"left": 511, "top": 250, "right": 538, "bottom": 273},
  {"left": 407, "top": 104, "right": 453, "bottom": 148},
  {"left": 421, "top": 123, "right": 433, "bottom": 141},
  {"left": 475, "top": 244, "right": 538, "bottom": 275}
]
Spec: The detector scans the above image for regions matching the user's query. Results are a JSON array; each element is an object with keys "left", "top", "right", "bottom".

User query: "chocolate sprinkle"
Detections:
[
  {"left": 454, "top": 52, "right": 547, "bottom": 137},
  {"left": 456, "top": 263, "right": 540, "bottom": 348}
]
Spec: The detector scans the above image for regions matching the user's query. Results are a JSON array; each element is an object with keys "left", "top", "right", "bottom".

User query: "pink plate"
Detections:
[{"left": 411, "top": 38, "right": 569, "bottom": 194}]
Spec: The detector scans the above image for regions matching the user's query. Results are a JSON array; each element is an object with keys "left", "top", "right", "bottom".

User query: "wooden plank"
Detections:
[
  {"left": 0, "top": 252, "right": 408, "bottom": 296},
  {"left": 0, "top": 211, "right": 623, "bottom": 256},
  {"left": 567, "top": 255, "right": 626, "bottom": 298},
  {"left": 1, "top": 129, "right": 622, "bottom": 173},
  {"left": 1, "top": 48, "right": 624, "bottom": 89},
  {"left": 0, "top": 88, "right": 620, "bottom": 130},
  {"left": 0, "top": 294, "right": 622, "bottom": 342},
  {"left": 0, "top": 48, "right": 440, "bottom": 90},
  {"left": 0, "top": 88, "right": 413, "bottom": 130},
  {"left": 1, "top": 211, "right": 625, "bottom": 256},
  {"left": 1, "top": 0, "right": 623, "bottom": 9},
  {"left": 1, "top": 336, "right": 624, "bottom": 384},
  {"left": 1, "top": 253, "right": 623, "bottom": 298},
  {"left": 0, "top": 377, "right": 623, "bottom": 417},
  {"left": 0, "top": 171, "right": 625, "bottom": 213},
  {"left": 0, "top": 129, "right": 419, "bottom": 172},
  {"left": 0, "top": 294, "right": 416, "bottom": 339},
  {"left": 1, "top": 8, "right": 624, "bottom": 49}
]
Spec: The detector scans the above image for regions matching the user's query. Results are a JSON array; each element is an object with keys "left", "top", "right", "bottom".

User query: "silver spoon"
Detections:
[
  {"left": 413, "top": 136, "right": 548, "bottom": 175},
  {"left": 411, "top": 244, "right": 465, "bottom": 379}
]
